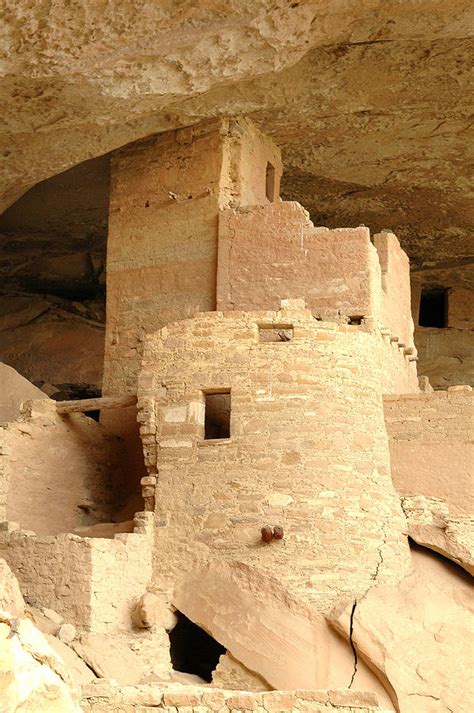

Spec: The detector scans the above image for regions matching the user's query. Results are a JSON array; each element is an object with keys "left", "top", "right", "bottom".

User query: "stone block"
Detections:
[
  {"left": 328, "top": 689, "right": 379, "bottom": 708},
  {"left": 263, "top": 692, "right": 297, "bottom": 711}
]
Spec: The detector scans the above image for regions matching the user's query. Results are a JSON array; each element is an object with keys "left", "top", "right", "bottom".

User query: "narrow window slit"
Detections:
[
  {"left": 265, "top": 162, "right": 276, "bottom": 202},
  {"left": 204, "top": 390, "right": 231, "bottom": 440}
]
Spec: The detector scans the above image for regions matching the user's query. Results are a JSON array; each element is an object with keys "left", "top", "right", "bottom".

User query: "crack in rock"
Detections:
[{"left": 348, "top": 600, "right": 358, "bottom": 689}]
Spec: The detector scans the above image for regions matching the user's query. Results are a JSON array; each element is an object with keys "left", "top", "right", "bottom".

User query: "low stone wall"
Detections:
[
  {"left": 0, "top": 512, "right": 154, "bottom": 634},
  {"left": 81, "top": 684, "right": 385, "bottom": 712},
  {"left": 384, "top": 387, "right": 473, "bottom": 515},
  {"left": 415, "top": 326, "right": 474, "bottom": 389}
]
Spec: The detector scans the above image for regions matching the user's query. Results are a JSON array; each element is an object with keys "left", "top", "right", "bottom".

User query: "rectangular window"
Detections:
[
  {"left": 419, "top": 287, "right": 448, "bottom": 328},
  {"left": 265, "top": 162, "right": 276, "bottom": 202},
  {"left": 259, "top": 325, "right": 293, "bottom": 343},
  {"left": 204, "top": 391, "right": 231, "bottom": 440}
]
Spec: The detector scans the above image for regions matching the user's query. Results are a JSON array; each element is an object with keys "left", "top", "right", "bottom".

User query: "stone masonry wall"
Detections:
[
  {"left": 138, "top": 306, "right": 410, "bottom": 619},
  {"left": 0, "top": 528, "right": 94, "bottom": 628},
  {"left": 104, "top": 117, "right": 281, "bottom": 398},
  {"left": 217, "top": 206, "right": 414, "bottom": 352},
  {"left": 384, "top": 387, "right": 474, "bottom": 516},
  {"left": 0, "top": 512, "right": 154, "bottom": 634},
  {"left": 81, "top": 684, "right": 385, "bottom": 713}
]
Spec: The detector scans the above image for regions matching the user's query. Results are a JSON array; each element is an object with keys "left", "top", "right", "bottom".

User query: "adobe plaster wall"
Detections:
[
  {"left": 138, "top": 307, "right": 410, "bottom": 619},
  {"left": 217, "top": 206, "right": 414, "bottom": 353},
  {"left": 217, "top": 203, "right": 376, "bottom": 318},
  {"left": 384, "top": 387, "right": 473, "bottom": 515},
  {"left": 0, "top": 400, "right": 127, "bottom": 535}
]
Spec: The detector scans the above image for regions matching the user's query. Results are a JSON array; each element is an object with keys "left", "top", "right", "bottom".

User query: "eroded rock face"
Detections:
[
  {"left": 0, "top": 294, "right": 104, "bottom": 395},
  {"left": 0, "top": 2, "right": 471, "bottom": 291},
  {"left": 402, "top": 495, "right": 474, "bottom": 575},
  {"left": 0, "top": 610, "right": 81, "bottom": 713},
  {"left": 0, "top": 363, "right": 48, "bottom": 424},
  {"left": 329, "top": 547, "right": 474, "bottom": 713},
  {"left": 0, "top": 560, "right": 24, "bottom": 618},
  {"left": 212, "top": 653, "right": 272, "bottom": 692}
]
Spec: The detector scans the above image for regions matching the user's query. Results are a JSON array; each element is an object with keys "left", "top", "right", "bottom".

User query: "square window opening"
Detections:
[
  {"left": 204, "top": 390, "right": 231, "bottom": 440},
  {"left": 419, "top": 287, "right": 448, "bottom": 328},
  {"left": 259, "top": 325, "right": 294, "bottom": 343},
  {"left": 348, "top": 316, "right": 364, "bottom": 326},
  {"left": 265, "top": 162, "right": 276, "bottom": 202}
]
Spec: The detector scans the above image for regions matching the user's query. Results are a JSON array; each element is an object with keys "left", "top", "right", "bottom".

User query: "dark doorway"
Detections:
[
  {"left": 169, "top": 611, "right": 226, "bottom": 682},
  {"left": 419, "top": 287, "right": 448, "bottom": 328}
]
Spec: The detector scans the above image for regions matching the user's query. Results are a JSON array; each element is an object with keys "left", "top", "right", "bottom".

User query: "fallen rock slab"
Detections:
[
  {"left": 328, "top": 547, "right": 474, "bottom": 713},
  {"left": 0, "top": 610, "right": 81, "bottom": 712},
  {"left": 402, "top": 495, "right": 474, "bottom": 574}
]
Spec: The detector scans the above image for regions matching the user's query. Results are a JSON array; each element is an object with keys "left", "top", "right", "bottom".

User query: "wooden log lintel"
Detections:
[{"left": 55, "top": 395, "right": 137, "bottom": 414}]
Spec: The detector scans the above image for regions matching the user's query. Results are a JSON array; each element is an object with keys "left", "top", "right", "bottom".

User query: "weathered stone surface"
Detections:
[
  {"left": 402, "top": 495, "right": 474, "bottom": 574},
  {"left": 0, "top": 294, "right": 104, "bottom": 393},
  {"left": 72, "top": 633, "right": 150, "bottom": 685},
  {"left": 132, "top": 592, "right": 177, "bottom": 632},
  {"left": 212, "top": 652, "right": 272, "bottom": 692},
  {"left": 0, "top": 2, "right": 470, "bottom": 293},
  {"left": 26, "top": 607, "right": 61, "bottom": 637},
  {"left": 58, "top": 623, "right": 77, "bottom": 644},
  {"left": 0, "top": 362, "right": 48, "bottom": 424},
  {"left": 0, "top": 560, "right": 24, "bottom": 617},
  {"left": 0, "top": 611, "right": 81, "bottom": 712},
  {"left": 384, "top": 389, "right": 474, "bottom": 515},
  {"left": 45, "top": 633, "right": 97, "bottom": 688},
  {"left": 329, "top": 548, "right": 474, "bottom": 713}
]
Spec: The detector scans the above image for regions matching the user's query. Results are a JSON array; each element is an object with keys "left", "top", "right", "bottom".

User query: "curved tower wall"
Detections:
[{"left": 138, "top": 306, "right": 410, "bottom": 614}]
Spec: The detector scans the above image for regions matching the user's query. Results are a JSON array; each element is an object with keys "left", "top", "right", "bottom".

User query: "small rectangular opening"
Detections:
[
  {"left": 419, "top": 287, "right": 448, "bottom": 328},
  {"left": 259, "top": 325, "right": 293, "bottom": 343},
  {"left": 265, "top": 162, "right": 276, "bottom": 202},
  {"left": 348, "top": 316, "right": 363, "bottom": 326},
  {"left": 204, "top": 390, "right": 231, "bottom": 440}
]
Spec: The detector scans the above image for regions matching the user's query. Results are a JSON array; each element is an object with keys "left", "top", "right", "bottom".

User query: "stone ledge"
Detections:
[{"left": 81, "top": 683, "right": 384, "bottom": 712}]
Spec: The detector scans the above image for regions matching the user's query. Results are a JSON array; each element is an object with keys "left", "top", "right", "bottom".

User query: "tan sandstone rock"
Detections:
[
  {"left": 0, "top": 363, "right": 48, "bottom": 424},
  {"left": 0, "top": 559, "right": 24, "bottom": 618},
  {"left": 212, "top": 652, "right": 272, "bottom": 691},
  {"left": 132, "top": 591, "right": 177, "bottom": 632},
  {"left": 0, "top": 610, "right": 81, "bottom": 712},
  {"left": 45, "top": 634, "right": 97, "bottom": 688},
  {"left": 72, "top": 633, "right": 148, "bottom": 685},
  {"left": 329, "top": 547, "right": 474, "bottom": 713},
  {"left": 402, "top": 495, "right": 474, "bottom": 574}
]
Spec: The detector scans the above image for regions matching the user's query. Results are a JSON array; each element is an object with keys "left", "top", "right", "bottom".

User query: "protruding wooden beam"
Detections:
[{"left": 55, "top": 395, "right": 137, "bottom": 414}]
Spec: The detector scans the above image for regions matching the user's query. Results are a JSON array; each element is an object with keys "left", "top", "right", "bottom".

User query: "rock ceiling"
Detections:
[{"left": 0, "top": 1, "right": 473, "bottom": 287}]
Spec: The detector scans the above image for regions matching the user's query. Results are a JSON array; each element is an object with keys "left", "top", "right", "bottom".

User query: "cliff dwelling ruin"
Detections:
[{"left": 0, "top": 4, "right": 472, "bottom": 713}]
